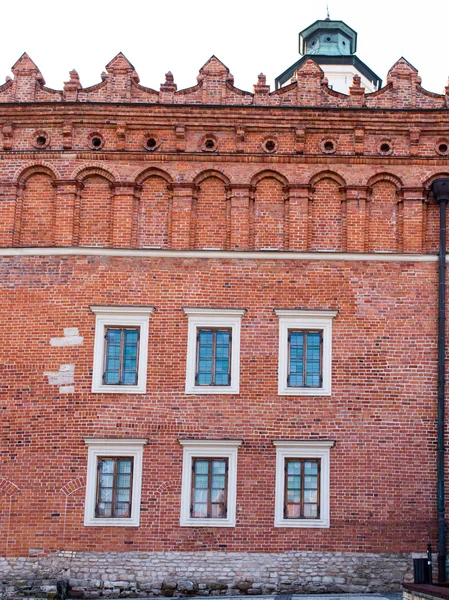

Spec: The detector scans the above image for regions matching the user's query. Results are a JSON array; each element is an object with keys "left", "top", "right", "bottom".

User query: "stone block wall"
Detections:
[{"left": 0, "top": 550, "right": 416, "bottom": 598}]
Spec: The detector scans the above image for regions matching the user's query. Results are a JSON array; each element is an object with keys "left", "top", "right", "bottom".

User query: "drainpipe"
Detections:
[{"left": 431, "top": 178, "right": 449, "bottom": 583}]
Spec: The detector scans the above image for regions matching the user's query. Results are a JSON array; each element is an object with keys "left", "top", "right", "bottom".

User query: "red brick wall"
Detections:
[
  {"left": 1, "top": 53, "right": 449, "bottom": 567},
  {"left": 0, "top": 255, "right": 441, "bottom": 556}
]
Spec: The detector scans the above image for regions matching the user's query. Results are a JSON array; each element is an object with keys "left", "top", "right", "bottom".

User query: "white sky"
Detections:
[{"left": 1, "top": 0, "right": 449, "bottom": 95}]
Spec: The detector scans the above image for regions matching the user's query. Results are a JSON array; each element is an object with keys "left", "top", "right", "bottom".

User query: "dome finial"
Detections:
[{"left": 326, "top": 3, "right": 330, "bottom": 19}]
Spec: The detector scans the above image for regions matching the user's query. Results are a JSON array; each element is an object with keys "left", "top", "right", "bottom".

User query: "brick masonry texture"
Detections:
[{"left": 1, "top": 46, "right": 449, "bottom": 597}]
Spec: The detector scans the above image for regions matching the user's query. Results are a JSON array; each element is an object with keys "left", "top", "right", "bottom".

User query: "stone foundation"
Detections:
[{"left": 0, "top": 550, "right": 416, "bottom": 598}]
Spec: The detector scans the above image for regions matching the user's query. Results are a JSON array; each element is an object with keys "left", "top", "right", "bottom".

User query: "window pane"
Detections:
[
  {"left": 117, "top": 474, "right": 131, "bottom": 488},
  {"left": 100, "top": 474, "right": 113, "bottom": 487},
  {"left": 212, "top": 460, "right": 226, "bottom": 474},
  {"left": 124, "top": 329, "right": 138, "bottom": 343},
  {"left": 216, "top": 330, "right": 229, "bottom": 341},
  {"left": 287, "top": 490, "right": 301, "bottom": 503},
  {"left": 107, "top": 329, "right": 121, "bottom": 343},
  {"left": 194, "top": 489, "right": 208, "bottom": 503},
  {"left": 211, "top": 503, "right": 226, "bottom": 518},
  {"left": 122, "top": 371, "right": 137, "bottom": 385},
  {"left": 116, "top": 489, "right": 131, "bottom": 502},
  {"left": 195, "top": 461, "right": 209, "bottom": 475},
  {"left": 104, "top": 371, "right": 119, "bottom": 384},
  {"left": 124, "top": 345, "right": 137, "bottom": 357},
  {"left": 289, "top": 373, "right": 304, "bottom": 387},
  {"left": 287, "top": 461, "right": 300, "bottom": 475},
  {"left": 100, "top": 460, "right": 115, "bottom": 473},
  {"left": 97, "top": 502, "right": 112, "bottom": 517},
  {"left": 198, "top": 359, "right": 212, "bottom": 371},
  {"left": 304, "top": 489, "right": 318, "bottom": 503},
  {"left": 305, "top": 475, "right": 318, "bottom": 487},
  {"left": 211, "top": 475, "right": 225, "bottom": 489},
  {"left": 194, "top": 475, "right": 209, "bottom": 488},
  {"left": 124, "top": 358, "right": 137, "bottom": 370},
  {"left": 192, "top": 504, "right": 207, "bottom": 518},
  {"left": 306, "top": 374, "right": 321, "bottom": 387},
  {"left": 115, "top": 502, "right": 130, "bottom": 517},
  {"left": 199, "top": 330, "right": 213, "bottom": 343},
  {"left": 287, "top": 475, "right": 301, "bottom": 488},
  {"left": 211, "top": 488, "right": 225, "bottom": 502},
  {"left": 197, "top": 373, "right": 212, "bottom": 385},
  {"left": 304, "top": 461, "right": 318, "bottom": 474},
  {"left": 199, "top": 345, "right": 212, "bottom": 358},
  {"left": 304, "top": 504, "right": 318, "bottom": 518},
  {"left": 286, "top": 504, "right": 301, "bottom": 518},
  {"left": 99, "top": 488, "right": 113, "bottom": 502},
  {"left": 108, "top": 344, "right": 121, "bottom": 356},
  {"left": 106, "top": 357, "right": 120, "bottom": 370}
]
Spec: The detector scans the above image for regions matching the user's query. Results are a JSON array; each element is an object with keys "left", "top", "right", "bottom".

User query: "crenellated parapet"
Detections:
[{"left": 0, "top": 52, "right": 448, "bottom": 108}]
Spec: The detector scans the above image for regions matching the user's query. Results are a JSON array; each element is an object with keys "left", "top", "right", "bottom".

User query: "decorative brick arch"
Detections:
[
  {"left": 250, "top": 169, "right": 289, "bottom": 189},
  {"left": 309, "top": 169, "right": 346, "bottom": 188},
  {"left": 250, "top": 170, "right": 289, "bottom": 251},
  {"left": 13, "top": 164, "right": 58, "bottom": 247},
  {"left": 14, "top": 162, "right": 60, "bottom": 184},
  {"left": 192, "top": 170, "right": 232, "bottom": 250},
  {"left": 0, "top": 478, "right": 20, "bottom": 497},
  {"left": 135, "top": 168, "right": 174, "bottom": 249},
  {"left": 367, "top": 172, "right": 403, "bottom": 189},
  {"left": 422, "top": 172, "right": 449, "bottom": 194},
  {"left": 135, "top": 167, "right": 173, "bottom": 186},
  {"left": 422, "top": 173, "right": 449, "bottom": 253},
  {"left": 73, "top": 167, "right": 117, "bottom": 247},
  {"left": 0, "top": 478, "right": 20, "bottom": 558},
  {"left": 60, "top": 477, "right": 86, "bottom": 545},
  {"left": 307, "top": 171, "right": 346, "bottom": 252},
  {"left": 60, "top": 476, "right": 86, "bottom": 497},
  {"left": 193, "top": 169, "right": 231, "bottom": 188},
  {"left": 71, "top": 164, "right": 118, "bottom": 182},
  {"left": 366, "top": 172, "right": 403, "bottom": 253}
]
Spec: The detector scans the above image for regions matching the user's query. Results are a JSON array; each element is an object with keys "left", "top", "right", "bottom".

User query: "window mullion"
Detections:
[
  {"left": 207, "top": 459, "right": 212, "bottom": 517},
  {"left": 119, "top": 330, "right": 125, "bottom": 385},
  {"left": 212, "top": 332, "right": 217, "bottom": 385},
  {"left": 112, "top": 458, "right": 118, "bottom": 518},
  {"left": 300, "top": 460, "right": 305, "bottom": 518},
  {"left": 303, "top": 334, "right": 308, "bottom": 388}
]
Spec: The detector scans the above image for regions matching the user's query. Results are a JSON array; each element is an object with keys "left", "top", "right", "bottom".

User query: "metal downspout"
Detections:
[{"left": 431, "top": 178, "right": 449, "bottom": 583}]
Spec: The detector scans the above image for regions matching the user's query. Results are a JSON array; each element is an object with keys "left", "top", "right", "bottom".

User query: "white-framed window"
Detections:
[
  {"left": 91, "top": 306, "right": 154, "bottom": 394},
  {"left": 274, "top": 440, "right": 334, "bottom": 528},
  {"left": 183, "top": 308, "right": 245, "bottom": 395},
  {"left": 275, "top": 309, "right": 337, "bottom": 396},
  {"left": 179, "top": 439, "right": 242, "bottom": 527},
  {"left": 84, "top": 438, "right": 147, "bottom": 527}
]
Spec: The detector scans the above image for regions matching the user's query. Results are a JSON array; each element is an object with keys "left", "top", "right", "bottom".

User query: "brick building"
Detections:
[{"left": 1, "top": 17, "right": 449, "bottom": 598}]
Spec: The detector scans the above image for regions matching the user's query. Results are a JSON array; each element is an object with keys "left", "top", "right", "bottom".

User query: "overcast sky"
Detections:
[{"left": 1, "top": 0, "right": 448, "bottom": 95}]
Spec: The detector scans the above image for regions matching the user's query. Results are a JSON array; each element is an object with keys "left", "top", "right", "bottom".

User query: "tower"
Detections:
[{"left": 275, "top": 17, "right": 381, "bottom": 93}]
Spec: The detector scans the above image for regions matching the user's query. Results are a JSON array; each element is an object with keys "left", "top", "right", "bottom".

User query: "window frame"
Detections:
[
  {"left": 91, "top": 306, "right": 154, "bottom": 394},
  {"left": 95, "top": 456, "right": 134, "bottom": 519},
  {"left": 274, "top": 440, "right": 334, "bottom": 528},
  {"left": 179, "top": 439, "right": 242, "bottom": 527},
  {"left": 183, "top": 308, "right": 245, "bottom": 395},
  {"left": 84, "top": 438, "right": 147, "bottom": 527},
  {"left": 275, "top": 309, "right": 337, "bottom": 396},
  {"left": 190, "top": 457, "right": 228, "bottom": 519}
]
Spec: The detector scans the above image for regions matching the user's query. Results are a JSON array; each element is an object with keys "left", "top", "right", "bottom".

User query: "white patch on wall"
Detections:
[
  {"left": 44, "top": 364, "right": 75, "bottom": 393},
  {"left": 50, "top": 328, "right": 84, "bottom": 347}
]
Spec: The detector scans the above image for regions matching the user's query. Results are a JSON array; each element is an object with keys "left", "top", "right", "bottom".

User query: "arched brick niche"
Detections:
[
  {"left": 309, "top": 171, "right": 346, "bottom": 252},
  {"left": 136, "top": 168, "right": 173, "bottom": 249},
  {"left": 367, "top": 173, "right": 402, "bottom": 253},
  {"left": 251, "top": 171, "right": 288, "bottom": 251},
  {"left": 14, "top": 166, "right": 57, "bottom": 247},
  {"left": 193, "top": 170, "right": 230, "bottom": 250}
]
